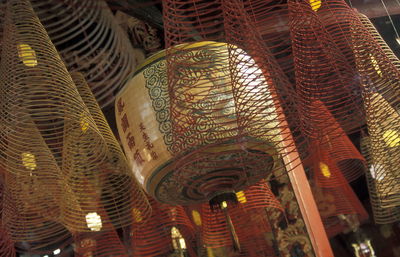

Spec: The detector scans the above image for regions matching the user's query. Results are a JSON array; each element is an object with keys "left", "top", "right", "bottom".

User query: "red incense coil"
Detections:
[
  {"left": 74, "top": 213, "right": 129, "bottom": 257},
  {"left": 306, "top": 102, "right": 365, "bottom": 186},
  {"left": 201, "top": 180, "right": 282, "bottom": 256},
  {"left": 288, "top": 0, "right": 364, "bottom": 139},
  {"left": 131, "top": 197, "right": 195, "bottom": 257}
]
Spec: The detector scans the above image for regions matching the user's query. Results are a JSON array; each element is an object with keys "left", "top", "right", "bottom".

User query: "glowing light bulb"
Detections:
[
  {"left": 383, "top": 129, "right": 400, "bottom": 147},
  {"left": 310, "top": 0, "right": 322, "bottom": 11},
  {"left": 17, "top": 43, "right": 38, "bottom": 67},
  {"left": 191, "top": 210, "right": 202, "bottom": 226},
  {"left": 171, "top": 227, "right": 187, "bottom": 250},
  {"left": 53, "top": 249, "right": 61, "bottom": 255},
  {"left": 85, "top": 212, "right": 102, "bottom": 231},
  {"left": 236, "top": 191, "right": 247, "bottom": 204},
  {"left": 319, "top": 162, "right": 331, "bottom": 178},
  {"left": 221, "top": 201, "right": 228, "bottom": 209},
  {"left": 132, "top": 208, "right": 143, "bottom": 222},
  {"left": 21, "top": 152, "right": 37, "bottom": 171}
]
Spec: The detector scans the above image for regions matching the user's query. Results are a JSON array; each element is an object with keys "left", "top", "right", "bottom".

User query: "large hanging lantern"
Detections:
[
  {"left": 116, "top": 41, "right": 281, "bottom": 206},
  {"left": 30, "top": 0, "right": 137, "bottom": 108}
]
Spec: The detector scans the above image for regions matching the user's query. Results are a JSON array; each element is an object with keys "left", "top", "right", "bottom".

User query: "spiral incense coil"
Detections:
[
  {"left": 0, "top": 225, "right": 16, "bottom": 257},
  {"left": 131, "top": 197, "right": 195, "bottom": 257},
  {"left": 361, "top": 137, "right": 400, "bottom": 224},
  {"left": 0, "top": 171, "right": 16, "bottom": 257},
  {"left": 201, "top": 181, "right": 282, "bottom": 255},
  {"left": 30, "top": 0, "right": 137, "bottom": 108},
  {"left": 288, "top": 0, "right": 364, "bottom": 139},
  {"left": 0, "top": 114, "right": 71, "bottom": 247},
  {"left": 74, "top": 211, "right": 129, "bottom": 257},
  {"left": 305, "top": 102, "right": 365, "bottom": 186},
  {"left": 70, "top": 72, "right": 151, "bottom": 231},
  {"left": 309, "top": 169, "right": 368, "bottom": 237},
  {"left": 357, "top": 13, "right": 400, "bottom": 70},
  {"left": 162, "top": 0, "right": 307, "bottom": 158},
  {"left": 350, "top": 10, "right": 400, "bottom": 210},
  {"left": 0, "top": 0, "right": 150, "bottom": 236}
]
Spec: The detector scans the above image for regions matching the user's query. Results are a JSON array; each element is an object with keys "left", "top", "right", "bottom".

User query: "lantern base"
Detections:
[{"left": 146, "top": 137, "right": 278, "bottom": 206}]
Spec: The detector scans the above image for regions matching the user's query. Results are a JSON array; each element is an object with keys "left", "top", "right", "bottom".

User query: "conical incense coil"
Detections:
[
  {"left": 0, "top": 225, "right": 16, "bottom": 257},
  {"left": 131, "top": 197, "right": 195, "bottom": 257},
  {"left": 305, "top": 102, "right": 365, "bottom": 186},
  {"left": 30, "top": 0, "right": 137, "bottom": 108},
  {"left": 311, "top": 164, "right": 368, "bottom": 237},
  {"left": 201, "top": 180, "right": 282, "bottom": 255},
  {"left": 0, "top": 114, "right": 72, "bottom": 247},
  {"left": 73, "top": 209, "right": 129, "bottom": 257},
  {"left": 361, "top": 93, "right": 400, "bottom": 209},
  {"left": 116, "top": 41, "right": 286, "bottom": 206},
  {"left": 0, "top": 0, "right": 149, "bottom": 235},
  {"left": 288, "top": 0, "right": 364, "bottom": 138},
  {"left": 361, "top": 136, "right": 400, "bottom": 224},
  {"left": 69, "top": 72, "right": 151, "bottom": 231},
  {"left": 0, "top": 0, "right": 107, "bottom": 173},
  {"left": 0, "top": 171, "right": 16, "bottom": 257},
  {"left": 349, "top": 9, "right": 400, "bottom": 211}
]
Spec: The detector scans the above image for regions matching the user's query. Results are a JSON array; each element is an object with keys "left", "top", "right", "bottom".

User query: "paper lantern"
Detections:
[
  {"left": 131, "top": 197, "right": 195, "bottom": 257},
  {"left": 116, "top": 41, "right": 285, "bottom": 207},
  {"left": 30, "top": 0, "right": 137, "bottom": 108}
]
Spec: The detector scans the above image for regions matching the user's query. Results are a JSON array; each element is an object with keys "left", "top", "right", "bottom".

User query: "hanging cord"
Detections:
[{"left": 380, "top": 0, "right": 400, "bottom": 40}]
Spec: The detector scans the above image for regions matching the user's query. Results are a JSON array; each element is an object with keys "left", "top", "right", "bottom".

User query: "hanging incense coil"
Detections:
[
  {"left": 0, "top": 170, "right": 16, "bottom": 257},
  {"left": 30, "top": 0, "right": 137, "bottom": 108},
  {"left": 73, "top": 209, "right": 129, "bottom": 257},
  {"left": 68, "top": 72, "right": 151, "bottom": 231},
  {"left": 306, "top": 101, "right": 365, "bottom": 186},
  {"left": 288, "top": 0, "right": 364, "bottom": 139},
  {"left": 0, "top": 0, "right": 149, "bottom": 238},
  {"left": 361, "top": 136, "right": 400, "bottom": 224},
  {"left": 308, "top": 156, "right": 368, "bottom": 237},
  {"left": 201, "top": 180, "right": 282, "bottom": 256},
  {"left": 349, "top": 8, "right": 400, "bottom": 211},
  {"left": 0, "top": 113, "right": 72, "bottom": 247},
  {"left": 131, "top": 197, "right": 195, "bottom": 257},
  {"left": 0, "top": 224, "right": 16, "bottom": 257}
]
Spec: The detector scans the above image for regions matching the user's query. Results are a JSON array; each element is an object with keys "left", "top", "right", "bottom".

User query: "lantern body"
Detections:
[{"left": 116, "top": 41, "right": 280, "bottom": 205}]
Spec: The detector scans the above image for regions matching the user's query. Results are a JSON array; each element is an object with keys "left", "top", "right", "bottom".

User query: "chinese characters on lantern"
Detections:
[{"left": 117, "top": 98, "right": 158, "bottom": 167}]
